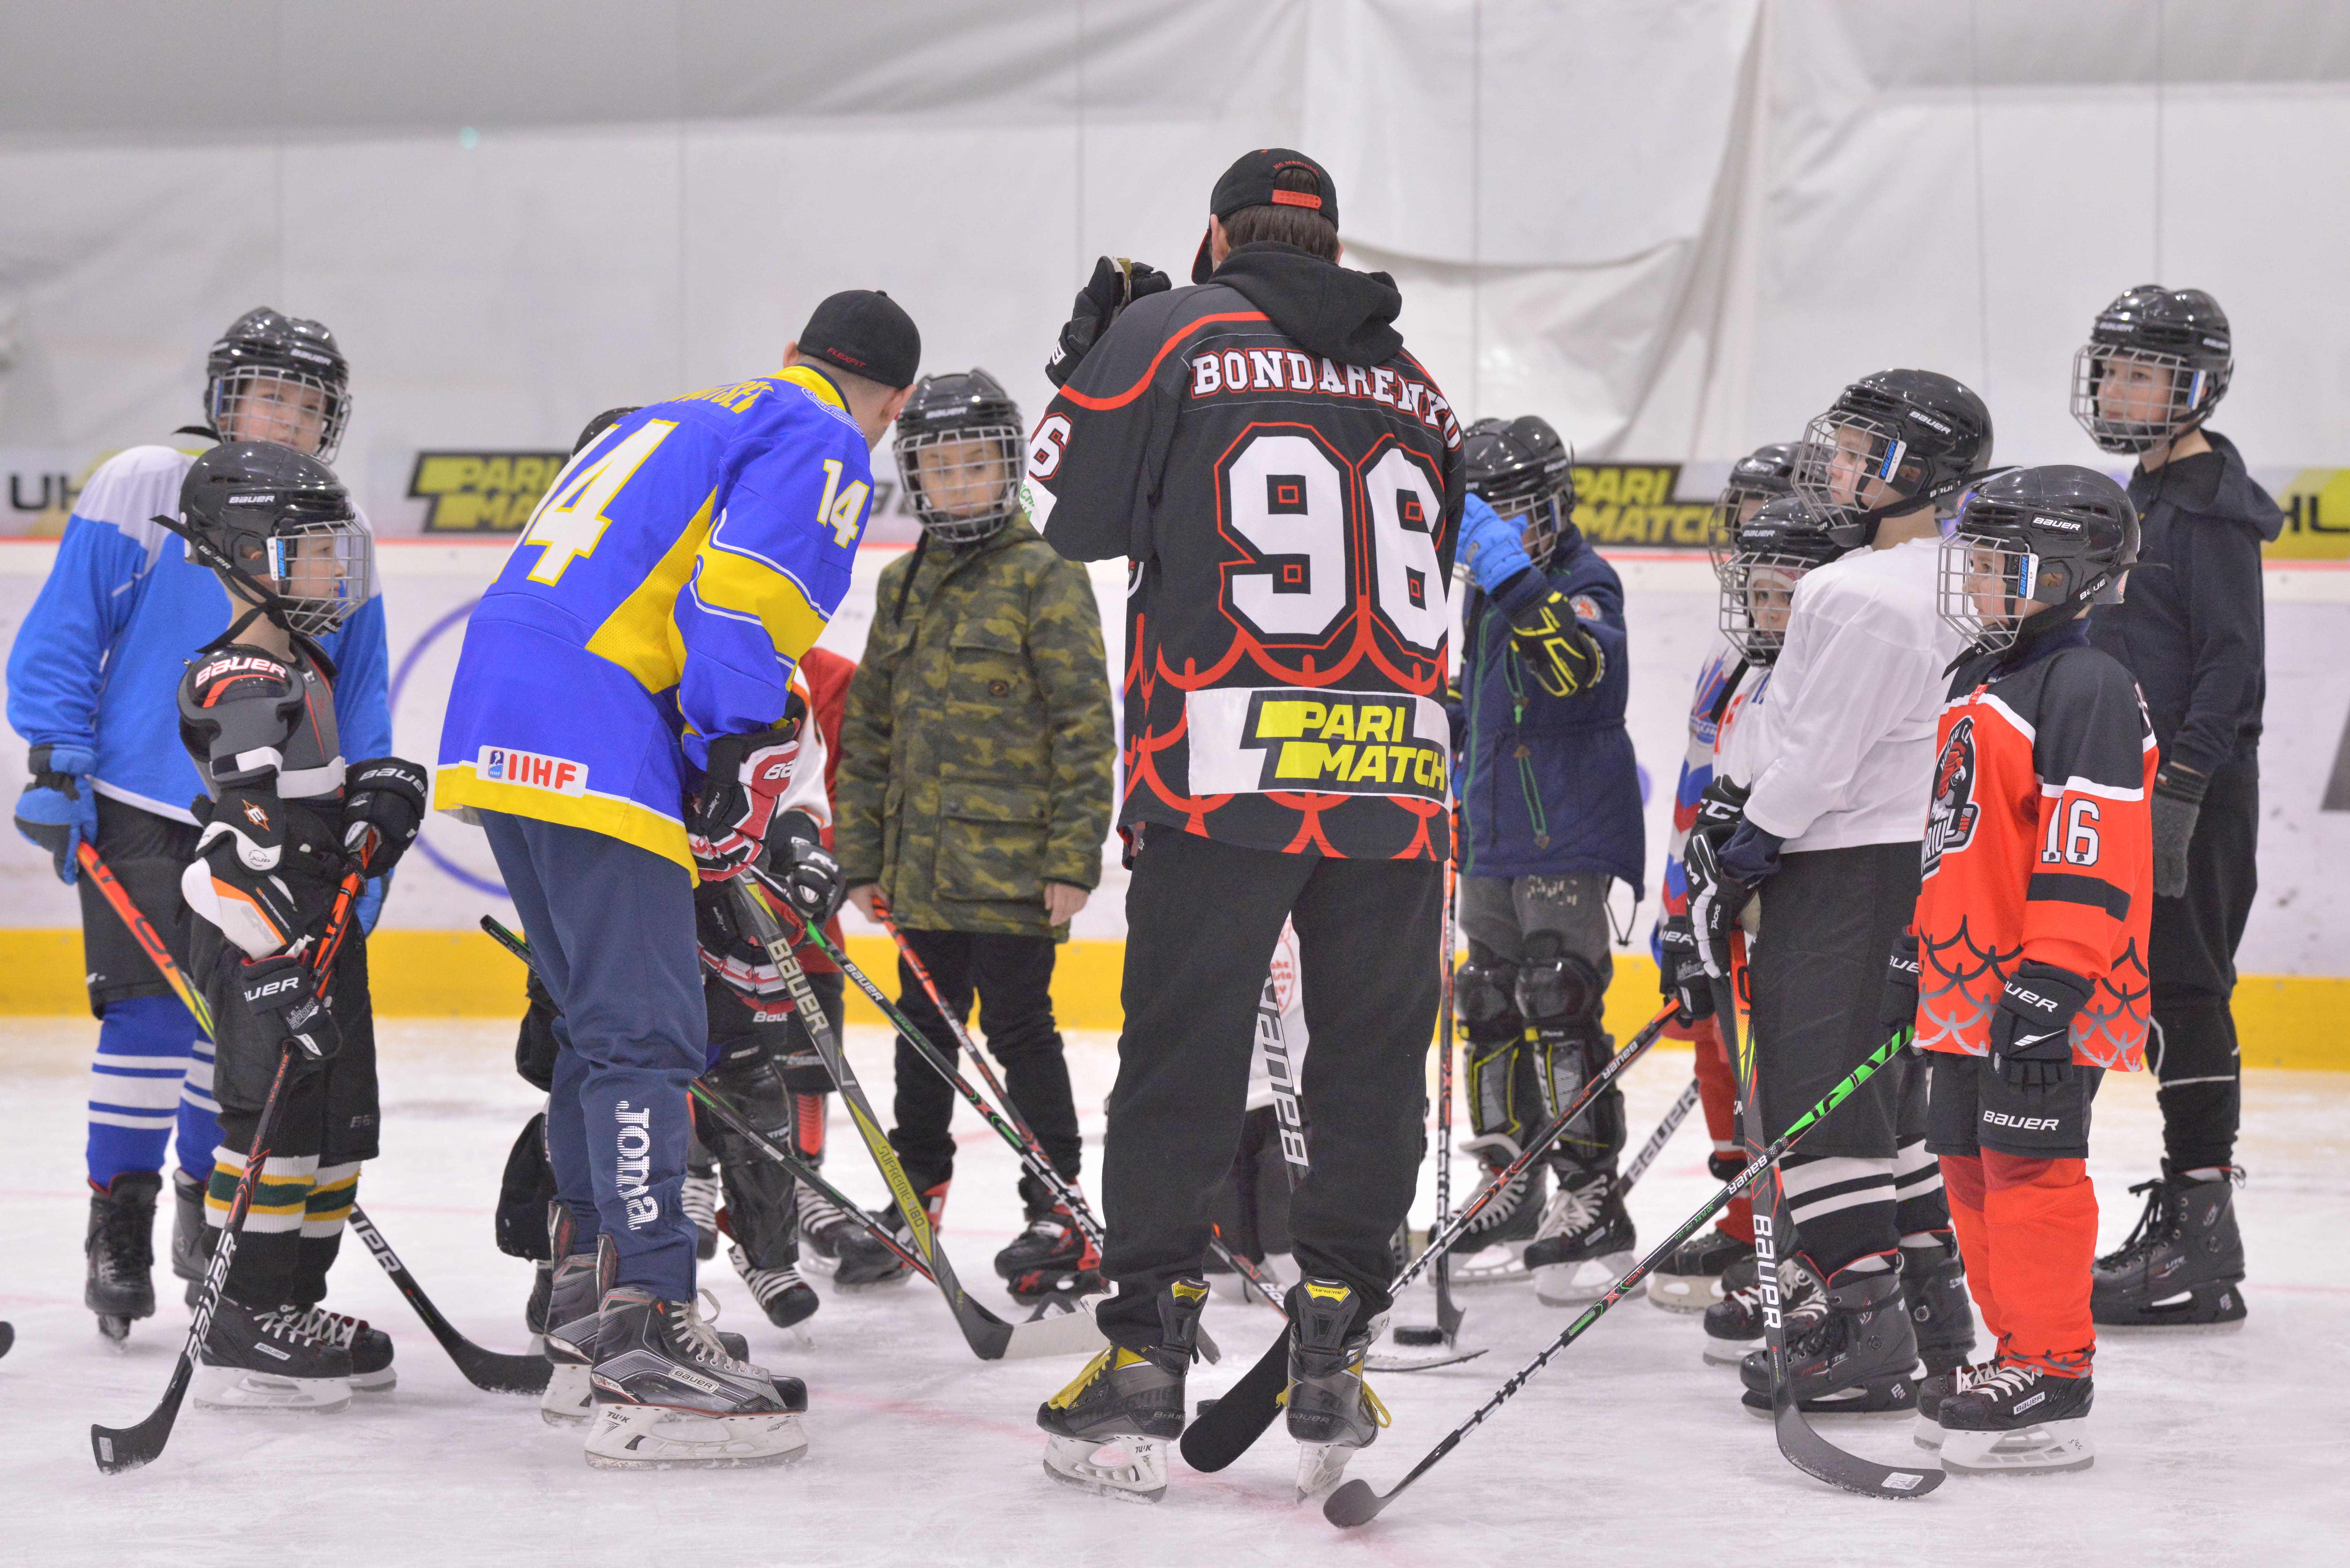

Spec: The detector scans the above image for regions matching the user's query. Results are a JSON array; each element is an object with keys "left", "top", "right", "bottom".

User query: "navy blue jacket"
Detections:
[
  {"left": 2089, "top": 430, "right": 2282, "bottom": 779},
  {"left": 1456, "top": 528, "right": 1645, "bottom": 892}
]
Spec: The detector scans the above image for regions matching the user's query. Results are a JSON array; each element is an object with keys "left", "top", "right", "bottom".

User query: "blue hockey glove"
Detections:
[
  {"left": 1989, "top": 961, "right": 2092, "bottom": 1091},
  {"left": 1457, "top": 494, "right": 1535, "bottom": 593},
  {"left": 14, "top": 744, "right": 98, "bottom": 884},
  {"left": 356, "top": 873, "right": 391, "bottom": 936}
]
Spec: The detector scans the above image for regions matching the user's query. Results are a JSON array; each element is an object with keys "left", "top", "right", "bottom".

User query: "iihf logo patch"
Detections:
[{"left": 1922, "top": 716, "right": 1981, "bottom": 876}]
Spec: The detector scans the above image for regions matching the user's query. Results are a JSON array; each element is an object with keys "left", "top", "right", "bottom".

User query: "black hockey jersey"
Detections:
[{"left": 1025, "top": 241, "right": 1465, "bottom": 860}]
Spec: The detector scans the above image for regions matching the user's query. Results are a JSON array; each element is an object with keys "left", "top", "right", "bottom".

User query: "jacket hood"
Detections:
[
  {"left": 2134, "top": 429, "right": 2284, "bottom": 543},
  {"left": 1210, "top": 243, "right": 1404, "bottom": 368}
]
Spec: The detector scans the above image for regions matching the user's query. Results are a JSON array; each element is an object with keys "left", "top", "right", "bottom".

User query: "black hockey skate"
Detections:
[
  {"left": 85, "top": 1171, "right": 160, "bottom": 1341},
  {"left": 1912, "top": 1355, "right": 2002, "bottom": 1453},
  {"left": 1037, "top": 1277, "right": 1209, "bottom": 1504},
  {"left": 2091, "top": 1166, "right": 2247, "bottom": 1332},
  {"left": 586, "top": 1286, "right": 809, "bottom": 1468},
  {"left": 997, "top": 1202, "right": 1106, "bottom": 1304},
  {"left": 1450, "top": 1135, "right": 1545, "bottom": 1284},
  {"left": 731, "top": 1245, "right": 818, "bottom": 1332},
  {"left": 1286, "top": 1278, "right": 1389, "bottom": 1500},
  {"left": 524, "top": 1257, "right": 554, "bottom": 1353},
  {"left": 1527, "top": 1171, "right": 1637, "bottom": 1307},
  {"left": 1701, "top": 1253, "right": 1819, "bottom": 1367},
  {"left": 1899, "top": 1233, "right": 1977, "bottom": 1376},
  {"left": 1648, "top": 1225, "right": 1753, "bottom": 1314},
  {"left": 1740, "top": 1268, "right": 1919, "bottom": 1419},
  {"left": 286, "top": 1305, "right": 397, "bottom": 1392},
  {"left": 681, "top": 1167, "right": 721, "bottom": 1263},
  {"left": 196, "top": 1294, "right": 354, "bottom": 1412},
  {"left": 1937, "top": 1363, "right": 2094, "bottom": 1474},
  {"left": 540, "top": 1239, "right": 606, "bottom": 1427},
  {"left": 170, "top": 1167, "right": 210, "bottom": 1286},
  {"left": 798, "top": 1185, "right": 914, "bottom": 1289}
]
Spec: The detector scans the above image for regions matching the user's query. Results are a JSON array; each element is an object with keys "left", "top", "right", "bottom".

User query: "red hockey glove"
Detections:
[{"left": 688, "top": 719, "right": 804, "bottom": 883}]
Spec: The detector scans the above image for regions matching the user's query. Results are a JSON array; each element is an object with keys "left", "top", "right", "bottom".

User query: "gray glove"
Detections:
[{"left": 2150, "top": 764, "right": 2205, "bottom": 899}]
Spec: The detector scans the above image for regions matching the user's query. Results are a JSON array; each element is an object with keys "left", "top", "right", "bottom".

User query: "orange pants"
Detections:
[
  {"left": 1940, "top": 1151, "right": 2096, "bottom": 1376},
  {"left": 1689, "top": 1015, "right": 1753, "bottom": 1244}
]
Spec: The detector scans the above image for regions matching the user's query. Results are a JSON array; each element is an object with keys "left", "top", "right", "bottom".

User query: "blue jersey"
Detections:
[
  {"left": 434, "top": 367, "right": 874, "bottom": 873},
  {"left": 6, "top": 444, "right": 392, "bottom": 824}
]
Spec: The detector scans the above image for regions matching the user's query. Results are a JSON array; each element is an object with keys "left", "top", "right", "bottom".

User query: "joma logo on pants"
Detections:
[{"left": 614, "top": 1102, "right": 657, "bottom": 1227}]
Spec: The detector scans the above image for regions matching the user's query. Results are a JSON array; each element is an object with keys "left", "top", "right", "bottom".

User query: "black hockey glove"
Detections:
[
  {"left": 1681, "top": 830, "right": 1749, "bottom": 984},
  {"left": 342, "top": 756, "right": 429, "bottom": 877},
  {"left": 239, "top": 949, "right": 340, "bottom": 1065},
  {"left": 1880, "top": 930, "right": 1922, "bottom": 1044},
  {"left": 1044, "top": 255, "right": 1171, "bottom": 388},
  {"left": 1506, "top": 590, "right": 1605, "bottom": 698},
  {"left": 1656, "top": 915, "right": 1713, "bottom": 1021},
  {"left": 1688, "top": 776, "right": 1750, "bottom": 856},
  {"left": 689, "top": 718, "right": 805, "bottom": 883},
  {"left": 2149, "top": 762, "right": 2205, "bottom": 899},
  {"left": 1988, "top": 960, "right": 2093, "bottom": 1091},
  {"left": 760, "top": 809, "right": 845, "bottom": 924}
]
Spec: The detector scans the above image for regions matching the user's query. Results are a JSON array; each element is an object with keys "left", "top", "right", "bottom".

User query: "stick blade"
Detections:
[
  {"left": 91, "top": 1415, "right": 165, "bottom": 1476},
  {"left": 452, "top": 1346, "right": 554, "bottom": 1395},
  {"left": 1323, "top": 1478, "right": 1390, "bottom": 1527},
  {"left": 1178, "top": 1334, "right": 1290, "bottom": 1473},
  {"left": 995, "top": 1304, "right": 1107, "bottom": 1361},
  {"left": 1774, "top": 1403, "right": 1944, "bottom": 1498}
]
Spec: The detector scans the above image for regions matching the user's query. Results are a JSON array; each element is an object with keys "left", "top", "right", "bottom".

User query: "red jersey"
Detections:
[{"left": 1914, "top": 636, "right": 2156, "bottom": 1071}]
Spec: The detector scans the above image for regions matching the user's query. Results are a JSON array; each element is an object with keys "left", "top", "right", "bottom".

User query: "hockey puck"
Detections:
[{"left": 1392, "top": 1325, "right": 1446, "bottom": 1346}]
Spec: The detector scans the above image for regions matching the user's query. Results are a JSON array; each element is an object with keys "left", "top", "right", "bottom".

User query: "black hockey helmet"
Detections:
[
  {"left": 893, "top": 368, "right": 1024, "bottom": 545},
  {"left": 1713, "top": 493, "right": 1844, "bottom": 664},
  {"left": 573, "top": 406, "right": 641, "bottom": 456},
  {"left": 174, "top": 441, "right": 373, "bottom": 639},
  {"left": 1793, "top": 370, "right": 1993, "bottom": 548},
  {"left": 1937, "top": 464, "right": 2138, "bottom": 655},
  {"left": 2070, "top": 285, "right": 2232, "bottom": 454},
  {"left": 1704, "top": 441, "right": 1799, "bottom": 561},
  {"left": 1462, "top": 414, "right": 1578, "bottom": 569},
  {"left": 204, "top": 307, "right": 352, "bottom": 463}
]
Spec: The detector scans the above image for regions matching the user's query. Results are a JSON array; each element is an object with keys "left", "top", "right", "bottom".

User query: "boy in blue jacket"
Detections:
[
  {"left": 8, "top": 308, "right": 390, "bottom": 1343},
  {"left": 1449, "top": 416, "right": 1646, "bottom": 1305}
]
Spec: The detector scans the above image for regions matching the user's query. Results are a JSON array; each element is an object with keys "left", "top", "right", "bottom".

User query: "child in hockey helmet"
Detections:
[
  {"left": 204, "top": 308, "right": 353, "bottom": 463},
  {"left": 892, "top": 369, "right": 1025, "bottom": 546},
  {"left": 174, "top": 441, "right": 375, "bottom": 643},
  {"left": 1937, "top": 465, "right": 2139, "bottom": 657},
  {"left": 1793, "top": 369, "right": 1994, "bottom": 549},
  {"left": 1461, "top": 414, "right": 1577, "bottom": 569},
  {"left": 2070, "top": 286, "right": 2231, "bottom": 456},
  {"left": 1712, "top": 493, "right": 1844, "bottom": 664}
]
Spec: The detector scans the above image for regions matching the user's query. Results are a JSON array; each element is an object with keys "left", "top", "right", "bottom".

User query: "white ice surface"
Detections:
[{"left": 4, "top": 1020, "right": 2346, "bottom": 1567}]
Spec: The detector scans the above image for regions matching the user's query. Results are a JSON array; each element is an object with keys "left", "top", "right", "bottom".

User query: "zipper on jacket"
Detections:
[{"left": 1495, "top": 614, "right": 1550, "bottom": 848}]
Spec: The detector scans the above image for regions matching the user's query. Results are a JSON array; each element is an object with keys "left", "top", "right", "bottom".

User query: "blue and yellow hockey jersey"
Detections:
[{"left": 435, "top": 366, "right": 874, "bottom": 873}]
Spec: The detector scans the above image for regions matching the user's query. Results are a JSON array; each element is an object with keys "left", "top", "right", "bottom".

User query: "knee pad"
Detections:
[
  {"left": 1525, "top": 1024, "right": 1624, "bottom": 1169},
  {"left": 1513, "top": 934, "right": 1604, "bottom": 1030},
  {"left": 702, "top": 1046, "right": 791, "bottom": 1158},
  {"left": 2146, "top": 998, "right": 2238, "bottom": 1082},
  {"left": 720, "top": 1154, "right": 800, "bottom": 1268},
  {"left": 1455, "top": 959, "right": 1520, "bottom": 1038}
]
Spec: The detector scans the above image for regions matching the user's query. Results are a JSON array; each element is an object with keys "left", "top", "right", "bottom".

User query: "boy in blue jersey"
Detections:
[
  {"left": 7, "top": 308, "right": 391, "bottom": 1343},
  {"left": 436, "top": 290, "right": 919, "bottom": 1470}
]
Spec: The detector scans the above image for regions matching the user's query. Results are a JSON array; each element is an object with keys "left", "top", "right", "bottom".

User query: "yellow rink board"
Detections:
[{"left": 2, "top": 929, "right": 2342, "bottom": 1071}]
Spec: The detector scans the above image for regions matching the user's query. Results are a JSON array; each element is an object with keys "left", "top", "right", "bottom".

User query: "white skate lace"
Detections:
[
  {"left": 674, "top": 1290, "right": 754, "bottom": 1373},
  {"left": 730, "top": 1245, "right": 807, "bottom": 1308},
  {"left": 282, "top": 1304, "right": 367, "bottom": 1349},
  {"left": 253, "top": 1304, "right": 334, "bottom": 1347},
  {"left": 681, "top": 1172, "right": 721, "bottom": 1233},
  {"left": 1971, "top": 1363, "right": 2040, "bottom": 1403},
  {"left": 798, "top": 1186, "right": 848, "bottom": 1239},
  {"left": 1534, "top": 1181, "right": 1600, "bottom": 1243}
]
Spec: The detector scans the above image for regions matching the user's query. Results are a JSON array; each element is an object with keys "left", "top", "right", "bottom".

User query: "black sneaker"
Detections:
[
  {"left": 1899, "top": 1233, "right": 1977, "bottom": 1376},
  {"left": 196, "top": 1295, "right": 353, "bottom": 1411},
  {"left": 1527, "top": 1172, "right": 1637, "bottom": 1306},
  {"left": 2092, "top": 1166, "right": 2248, "bottom": 1332},
  {"left": 1938, "top": 1363, "right": 2094, "bottom": 1474},
  {"left": 1038, "top": 1278, "right": 1208, "bottom": 1503},
  {"left": 85, "top": 1171, "right": 160, "bottom": 1339},
  {"left": 1285, "top": 1278, "right": 1389, "bottom": 1499},
  {"left": 1701, "top": 1253, "right": 1818, "bottom": 1367},
  {"left": 585, "top": 1287, "right": 808, "bottom": 1468},
  {"left": 1648, "top": 1226, "right": 1754, "bottom": 1314},
  {"left": 1739, "top": 1267, "right": 1919, "bottom": 1419},
  {"left": 285, "top": 1305, "right": 397, "bottom": 1392}
]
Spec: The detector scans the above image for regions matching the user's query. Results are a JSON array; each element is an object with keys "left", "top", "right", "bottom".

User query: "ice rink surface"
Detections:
[{"left": 4, "top": 1016, "right": 2344, "bottom": 1568}]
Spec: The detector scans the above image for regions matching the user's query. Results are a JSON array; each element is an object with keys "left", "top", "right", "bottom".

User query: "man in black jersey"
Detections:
[{"left": 1023, "top": 149, "right": 1464, "bottom": 1502}]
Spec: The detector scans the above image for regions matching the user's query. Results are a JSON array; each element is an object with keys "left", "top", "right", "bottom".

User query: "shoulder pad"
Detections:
[{"left": 179, "top": 646, "right": 307, "bottom": 787}]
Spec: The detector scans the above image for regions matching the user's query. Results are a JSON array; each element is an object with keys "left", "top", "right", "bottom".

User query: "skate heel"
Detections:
[
  {"left": 583, "top": 1403, "right": 808, "bottom": 1469},
  {"left": 1042, "top": 1434, "right": 1169, "bottom": 1503},
  {"left": 540, "top": 1362, "right": 593, "bottom": 1426},
  {"left": 192, "top": 1363, "right": 352, "bottom": 1413},
  {"left": 1294, "top": 1441, "right": 1356, "bottom": 1500}
]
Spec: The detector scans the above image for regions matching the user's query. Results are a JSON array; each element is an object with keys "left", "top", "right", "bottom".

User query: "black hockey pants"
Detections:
[
  {"left": 1097, "top": 831, "right": 1440, "bottom": 1350},
  {"left": 2149, "top": 754, "right": 2257, "bottom": 1172}
]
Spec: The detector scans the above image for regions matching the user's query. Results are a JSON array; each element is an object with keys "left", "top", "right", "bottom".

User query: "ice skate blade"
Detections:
[
  {"left": 192, "top": 1365, "right": 352, "bottom": 1413},
  {"left": 540, "top": 1362, "right": 593, "bottom": 1427},
  {"left": 583, "top": 1403, "right": 808, "bottom": 1468},
  {"left": 1939, "top": 1418, "right": 2093, "bottom": 1475},
  {"left": 1042, "top": 1434, "right": 1168, "bottom": 1503},
  {"left": 1294, "top": 1441, "right": 1357, "bottom": 1501},
  {"left": 1741, "top": 1389, "right": 1915, "bottom": 1422},
  {"left": 95, "top": 1315, "right": 132, "bottom": 1347},
  {"left": 352, "top": 1367, "right": 397, "bottom": 1394},
  {"left": 1913, "top": 1414, "right": 1945, "bottom": 1452},
  {"left": 1533, "top": 1250, "right": 1636, "bottom": 1307},
  {"left": 1701, "top": 1337, "right": 1758, "bottom": 1368},
  {"left": 2092, "top": 1281, "right": 2246, "bottom": 1333},
  {"left": 827, "top": 1272, "right": 915, "bottom": 1294},
  {"left": 1647, "top": 1272, "right": 1727, "bottom": 1314},
  {"left": 1449, "top": 1244, "right": 1529, "bottom": 1285}
]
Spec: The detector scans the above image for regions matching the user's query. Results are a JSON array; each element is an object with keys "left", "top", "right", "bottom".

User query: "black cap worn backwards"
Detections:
[
  {"left": 1193, "top": 148, "right": 1339, "bottom": 283},
  {"left": 798, "top": 290, "right": 921, "bottom": 390}
]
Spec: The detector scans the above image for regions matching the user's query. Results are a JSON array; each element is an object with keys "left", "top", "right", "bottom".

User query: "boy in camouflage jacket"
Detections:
[{"left": 836, "top": 369, "right": 1116, "bottom": 1297}]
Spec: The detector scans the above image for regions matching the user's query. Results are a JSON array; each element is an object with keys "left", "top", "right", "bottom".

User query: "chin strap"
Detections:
[{"left": 154, "top": 512, "right": 335, "bottom": 672}]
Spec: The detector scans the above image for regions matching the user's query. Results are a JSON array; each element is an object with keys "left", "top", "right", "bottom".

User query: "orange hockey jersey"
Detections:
[{"left": 1913, "top": 633, "right": 2157, "bottom": 1071}]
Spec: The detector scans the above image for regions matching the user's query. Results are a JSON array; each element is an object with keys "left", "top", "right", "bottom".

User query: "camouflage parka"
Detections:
[{"left": 834, "top": 516, "right": 1114, "bottom": 937}]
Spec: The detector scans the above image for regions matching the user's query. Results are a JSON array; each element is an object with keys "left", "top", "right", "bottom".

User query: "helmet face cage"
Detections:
[
  {"left": 1703, "top": 479, "right": 1783, "bottom": 579},
  {"left": 1486, "top": 479, "right": 1573, "bottom": 570},
  {"left": 2070, "top": 344, "right": 2228, "bottom": 455},
  {"left": 260, "top": 508, "right": 375, "bottom": 638},
  {"left": 208, "top": 364, "right": 352, "bottom": 463},
  {"left": 1936, "top": 530, "right": 2038, "bottom": 654},
  {"left": 1793, "top": 410, "right": 1914, "bottom": 520},
  {"left": 895, "top": 422, "right": 1024, "bottom": 545},
  {"left": 1713, "top": 496, "right": 1839, "bottom": 665}
]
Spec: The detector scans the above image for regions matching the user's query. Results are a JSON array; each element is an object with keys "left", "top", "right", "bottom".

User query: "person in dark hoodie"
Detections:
[
  {"left": 2075, "top": 286, "right": 2282, "bottom": 1331},
  {"left": 1021, "top": 148, "right": 1465, "bottom": 1504}
]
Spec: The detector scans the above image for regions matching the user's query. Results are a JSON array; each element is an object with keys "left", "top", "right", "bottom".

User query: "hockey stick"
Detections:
[
  {"left": 727, "top": 879, "right": 1105, "bottom": 1361},
  {"left": 93, "top": 869, "right": 366, "bottom": 1474},
  {"left": 475, "top": 916, "right": 944, "bottom": 1290},
  {"left": 1396, "top": 849, "right": 1464, "bottom": 1349},
  {"left": 1618, "top": 1077, "right": 1701, "bottom": 1194},
  {"left": 346, "top": 1206, "right": 550, "bottom": 1395},
  {"left": 1323, "top": 1025, "right": 1925, "bottom": 1526},
  {"left": 1181, "top": 1000, "right": 1679, "bottom": 1474},
  {"left": 77, "top": 842, "right": 216, "bottom": 1038},
  {"left": 1714, "top": 951, "right": 1943, "bottom": 1500}
]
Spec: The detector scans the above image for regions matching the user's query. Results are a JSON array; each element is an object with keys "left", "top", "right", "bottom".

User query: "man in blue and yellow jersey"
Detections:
[{"left": 435, "top": 290, "right": 917, "bottom": 1469}]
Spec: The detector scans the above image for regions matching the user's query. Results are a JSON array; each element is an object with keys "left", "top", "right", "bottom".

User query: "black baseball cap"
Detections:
[
  {"left": 1192, "top": 148, "right": 1340, "bottom": 282},
  {"left": 797, "top": 290, "right": 921, "bottom": 390}
]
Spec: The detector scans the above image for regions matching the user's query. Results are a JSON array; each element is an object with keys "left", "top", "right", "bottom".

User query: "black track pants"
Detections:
[
  {"left": 1097, "top": 832, "right": 1440, "bottom": 1348},
  {"left": 2149, "top": 755, "right": 2257, "bottom": 1172}
]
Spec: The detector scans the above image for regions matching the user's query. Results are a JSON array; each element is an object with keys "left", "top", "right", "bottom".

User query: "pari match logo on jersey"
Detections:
[{"left": 1183, "top": 687, "right": 1450, "bottom": 799}]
